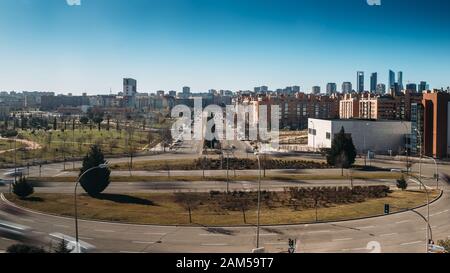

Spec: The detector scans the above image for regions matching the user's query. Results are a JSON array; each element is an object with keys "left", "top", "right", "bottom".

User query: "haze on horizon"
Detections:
[{"left": 0, "top": 0, "right": 449, "bottom": 95}]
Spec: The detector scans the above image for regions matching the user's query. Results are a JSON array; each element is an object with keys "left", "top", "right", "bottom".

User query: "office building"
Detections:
[
  {"left": 406, "top": 83, "right": 417, "bottom": 93},
  {"left": 419, "top": 81, "right": 428, "bottom": 93},
  {"left": 312, "top": 86, "right": 321, "bottom": 95},
  {"left": 397, "top": 71, "right": 403, "bottom": 90},
  {"left": 370, "top": 73, "right": 378, "bottom": 93},
  {"left": 326, "top": 83, "right": 337, "bottom": 95},
  {"left": 342, "top": 82, "right": 352, "bottom": 94},
  {"left": 389, "top": 70, "right": 396, "bottom": 90},
  {"left": 357, "top": 71, "right": 364, "bottom": 93}
]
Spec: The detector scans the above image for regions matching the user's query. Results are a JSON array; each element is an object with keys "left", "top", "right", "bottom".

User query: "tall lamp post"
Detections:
[
  {"left": 74, "top": 164, "right": 108, "bottom": 252},
  {"left": 422, "top": 155, "right": 439, "bottom": 190},
  {"left": 254, "top": 151, "right": 262, "bottom": 250},
  {"left": 407, "top": 174, "right": 431, "bottom": 253}
]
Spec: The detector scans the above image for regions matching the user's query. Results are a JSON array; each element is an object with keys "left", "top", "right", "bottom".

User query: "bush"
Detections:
[
  {"left": 437, "top": 239, "right": 450, "bottom": 253},
  {"left": 79, "top": 145, "right": 111, "bottom": 197},
  {"left": 396, "top": 177, "right": 408, "bottom": 191},
  {"left": 12, "top": 176, "right": 34, "bottom": 199},
  {"left": 6, "top": 244, "right": 47, "bottom": 253},
  {"left": 53, "top": 239, "right": 73, "bottom": 253},
  {"left": 0, "top": 129, "right": 18, "bottom": 138}
]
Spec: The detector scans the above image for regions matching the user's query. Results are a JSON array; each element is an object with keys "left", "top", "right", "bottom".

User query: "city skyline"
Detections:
[{"left": 1, "top": 0, "right": 450, "bottom": 94}]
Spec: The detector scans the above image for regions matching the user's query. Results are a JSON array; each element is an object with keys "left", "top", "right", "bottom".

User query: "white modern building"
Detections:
[{"left": 308, "top": 118, "right": 411, "bottom": 154}]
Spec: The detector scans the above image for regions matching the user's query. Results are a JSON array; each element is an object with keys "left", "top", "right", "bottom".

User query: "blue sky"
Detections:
[{"left": 0, "top": 0, "right": 449, "bottom": 94}]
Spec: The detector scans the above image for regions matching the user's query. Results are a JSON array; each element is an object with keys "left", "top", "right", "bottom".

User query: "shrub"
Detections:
[
  {"left": 6, "top": 244, "right": 47, "bottom": 253},
  {"left": 396, "top": 177, "right": 408, "bottom": 191},
  {"left": 12, "top": 176, "right": 34, "bottom": 199}
]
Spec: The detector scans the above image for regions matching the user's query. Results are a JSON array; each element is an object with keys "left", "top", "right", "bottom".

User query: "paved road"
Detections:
[{"left": 0, "top": 187, "right": 449, "bottom": 253}]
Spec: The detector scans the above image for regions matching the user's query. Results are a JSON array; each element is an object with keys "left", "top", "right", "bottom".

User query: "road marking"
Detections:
[
  {"left": 21, "top": 219, "right": 35, "bottom": 223},
  {"left": 199, "top": 233, "right": 226, "bottom": 237},
  {"left": 94, "top": 229, "right": 115, "bottom": 233},
  {"left": 307, "top": 230, "right": 330, "bottom": 234},
  {"left": 144, "top": 232, "right": 167, "bottom": 236},
  {"left": 400, "top": 241, "right": 422, "bottom": 246},
  {"left": 32, "top": 231, "right": 45, "bottom": 235},
  {"left": 54, "top": 224, "right": 69, "bottom": 228},
  {"left": 264, "top": 242, "right": 286, "bottom": 246},
  {"left": 201, "top": 243, "right": 228, "bottom": 246},
  {"left": 333, "top": 238, "right": 353, "bottom": 242},
  {"left": 356, "top": 226, "right": 375, "bottom": 229},
  {"left": 342, "top": 247, "right": 365, "bottom": 252},
  {"left": 120, "top": 251, "right": 140, "bottom": 253},
  {"left": 79, "top": 237, "right": 93, "bottom": 241},
  {"left": 431, "top": 210, "right": 449, "bottom": 217},
  {"left": 132, "top": 241, "right": 155, "bottom": 244},
  {"left": 395, "top": 220, "right": 411, "bottom": 224},
  {"left": 380, "top": 233, "right": 397, "bottom": 237}
]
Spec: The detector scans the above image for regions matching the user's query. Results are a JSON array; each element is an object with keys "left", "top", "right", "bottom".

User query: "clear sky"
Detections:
[{"left": 0, "top": 0, "right": 449, "bottom": 94}]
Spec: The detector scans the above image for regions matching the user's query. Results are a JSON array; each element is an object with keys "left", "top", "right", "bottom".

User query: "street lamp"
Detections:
[
  {"left": 407, "top": 174, "right": 431, "bottom": 253},
  {"left": 74, "top": 163, "right": 108, "bottom": 253},
  {"left": 421, "top": 155, "right": 439, "bottom": 190}
]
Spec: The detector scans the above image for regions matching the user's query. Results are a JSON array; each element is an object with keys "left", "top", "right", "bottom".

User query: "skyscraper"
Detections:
[
  {"left": 397, "top": 71, "right": 403, "bottom": 90},
  {"left": 389, "top": 70, "right": 396, "bottom": 90},
  {"left": 123, "top": 78, "right": 137, "bottom": 96},
  {"left": 370, "top": 73, "right": 378, "bottom": 93},
  {"left": 357, "top": 71, "right": 364, "bottom": 93},
  {"left": 342, "top": 82, "right": 352, "bottom": 94},
  {"left": 312, "top": 86, "right": 321, "bottom": 95},
  {"left": 326, "top": 83, "right": 337, "bottom": 95},
  {"left": 406, "top": 83, "right": 417, "bottom": 93},
  {"left": 419, "top": 81, "right": 427, "bottom": 93}
]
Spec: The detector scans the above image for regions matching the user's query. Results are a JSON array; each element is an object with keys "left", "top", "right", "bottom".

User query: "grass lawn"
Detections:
[
  {"left": 0, "top": 129, "right": 161, "bottom": 167},
  {"left": 5, "top": 190, "right": 438, "bottom": 226},
  {"left": 0, "top": 139, "right": 27, "bottom": 152},
  {"left": 28, "top": 171, "right": 403, "bottom": 183}
]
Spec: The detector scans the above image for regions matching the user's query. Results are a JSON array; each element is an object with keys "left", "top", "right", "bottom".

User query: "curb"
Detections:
[{"left": 0, "top": 190, "right": 444, "bottom": 229}]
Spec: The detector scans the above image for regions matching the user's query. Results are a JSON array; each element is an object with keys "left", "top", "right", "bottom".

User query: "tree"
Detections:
[
  {"left": 396, "top": 176, "right": 408, "bottom": 191},
  {"left": 12, "top": 176, "right": 34, "bottom": 199},
  {"left": 6, "top": 244, "right": 47, "bottom": 253},
  {"left": 79, "top": 116, "right": 89, "bottom": 129},
  {"left": 53, "top": 117, "right": 57, "bottom": 130},
  {"left": 174, "top": 193, "right": 200, "bottom": 224},
  {"left": 79, "top": 145, "right": 111, "bottom": 197},
  {"left": 53, "top": 239, "right": 73, "bottom": 253},
  {"left": 326, "top": 127, "right": 357, "bottom": 175}
]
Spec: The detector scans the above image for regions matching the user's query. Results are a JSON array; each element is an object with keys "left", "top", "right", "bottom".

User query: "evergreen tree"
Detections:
[
  {"left": 326, "top": 127, "right": 357, "bottom": 175},
  {"left": 79, "top": 145, "right": 111, "bottom": 197},
  {"left": 396, "top": 176, "right": 408, "bottom": 191},
  {"left": 53, "top": 239, "right": 73, "bottom": 253},
  {"left": 12, "top": 176, "right": 34, "bottom": 199}
]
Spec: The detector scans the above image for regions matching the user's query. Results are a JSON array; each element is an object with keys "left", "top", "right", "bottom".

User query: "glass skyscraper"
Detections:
[
  {"left": 357, "top": 71, "right": 364, "bottom": 93},
  {"left": 370, "top": 72, "right": 378, "bottom": 93}
]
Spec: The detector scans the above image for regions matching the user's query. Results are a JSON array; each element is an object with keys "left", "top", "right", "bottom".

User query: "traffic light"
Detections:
[{"left": 384, "top": 204, "right": 390, "bottom": 215}]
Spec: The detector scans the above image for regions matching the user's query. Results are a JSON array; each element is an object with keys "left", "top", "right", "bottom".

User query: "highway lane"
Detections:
[{"left": 0, "top": 188, "right": 449, "bottom": 253}]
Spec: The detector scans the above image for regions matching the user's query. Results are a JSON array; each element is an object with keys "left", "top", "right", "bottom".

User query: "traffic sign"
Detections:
[{"left": 384, "top": 204, "right": 390, "bottom": 215}]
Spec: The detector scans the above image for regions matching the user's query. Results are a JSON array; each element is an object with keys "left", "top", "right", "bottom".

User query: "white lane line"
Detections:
[
  {"left": 264, "top": 242, "right": 286, "bottom": 245},
  {"left": 395, "top": 220, "right": 411, "bottom": 224},
  {"left": 400, "top": 241, "right": 422, "bottom": 246},
  {"left": 94, "top": 229, "right": 115, "bottom": 233},
  {"left": 201, "top": 243, "right": 228, "bottom": 246},
  {"left": 132, "top": 241, "right": 155, "bottom": 244},
  {"left": 120, "top": 251, "right": 140, "bottom": 253},
  {"left": 54, "top": 224, "right": 69, "bottom": 228},
  {"left": 199, "top": 233, "right": 226, "bottom": 237},
  {"left": 380, "top": 233, "right": 398, "bottom": 237},
  {"left": 430, "top": 210, "right": 449, "bottom": 217},
  {"left": 333, "top": 238, "right": 353, "bottom": 242},
  {"left": 342, "top": 247, "right": 365, "bottom": 252},
  {"left": 356, "top": 226, "right": 375, "bottom": 229}
]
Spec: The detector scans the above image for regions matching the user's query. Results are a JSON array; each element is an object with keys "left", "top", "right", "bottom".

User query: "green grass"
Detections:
[
  {"left": 0, "top": 129, "right": 161, "bottom": 167},
  {"left": 29, "top": 171, "right": 403, "bottom": 183},
  {"left": 0, "top": 139, "right": 27, "bottom": 152},
  {"left": 6, "top": 190, "right": 439, "bottom": 226}
]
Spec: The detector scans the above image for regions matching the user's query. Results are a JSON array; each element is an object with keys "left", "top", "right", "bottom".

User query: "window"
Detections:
[{"left": 326, "top": 132, "right": 331, "bottom": 139}]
